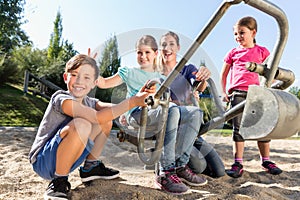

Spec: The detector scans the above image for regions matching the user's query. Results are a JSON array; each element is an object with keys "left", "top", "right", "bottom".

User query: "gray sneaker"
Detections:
[
  {"left": 155, "top": 169, "right": 189, "bottom": 194},
  {"left": 176, "top": 165, "right": 208, "bottom": 186}
]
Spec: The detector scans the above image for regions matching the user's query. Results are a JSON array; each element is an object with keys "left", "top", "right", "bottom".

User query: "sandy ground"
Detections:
[{"left": 0, "top": 127, "right": 299, "bottom": 200}]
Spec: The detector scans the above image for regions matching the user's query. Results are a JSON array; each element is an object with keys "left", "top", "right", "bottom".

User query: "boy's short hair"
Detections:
[{"left": 65, "top": 54, "right": 99, "bottom": 80}]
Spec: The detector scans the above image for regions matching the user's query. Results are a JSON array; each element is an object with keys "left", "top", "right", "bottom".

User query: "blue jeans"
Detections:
[
  {"left": 188, "top": 137, "right": 225, "bottom": 178},
  {"left": 128, "top": 103, "right": 179, "bottom": 171},
  {"left": 175, "top": 106, "right": 202, "bottom": 168},
  {"left": 129, "top": 104, "right": 202, "bottom": 171}
]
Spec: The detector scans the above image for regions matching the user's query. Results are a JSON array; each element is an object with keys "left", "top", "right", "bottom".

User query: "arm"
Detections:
[
  {"left": 97, "top": 73, "right": 123, "bottom": 89},
  {"left": 87, "top": 48, "right": 123, "bottom": 89},
  {"left": 62, "top": 82, "right": 155, "bottom": 125},
  {"left": 192, "top": 66, "right": 210, "bottom": 92},
  {"left": 220, "top": 62, "right": 231, "bottom": 102}
]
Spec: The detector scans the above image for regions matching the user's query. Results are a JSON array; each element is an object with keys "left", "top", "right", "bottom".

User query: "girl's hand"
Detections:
[
  {"left": 222, "top": 93, "right": 230, "bottom": 102},
  {"left": 87, "top": 48, "right": 97, "bottom": 59}
]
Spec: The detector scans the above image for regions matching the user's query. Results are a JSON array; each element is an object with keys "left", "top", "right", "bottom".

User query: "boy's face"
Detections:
[{"left": 63, "top": 64, "right": 97, "bottom": 99}]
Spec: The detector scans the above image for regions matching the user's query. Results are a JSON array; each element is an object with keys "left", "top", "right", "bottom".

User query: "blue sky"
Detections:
[{"left": 22, "top": 0, "right": 300, "bottom": 88}]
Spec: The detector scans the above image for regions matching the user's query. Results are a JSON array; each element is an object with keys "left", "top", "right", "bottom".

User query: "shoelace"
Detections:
[
  {"left": 51, "top": 178, "right": 70, "bottom": 193},
  {"left": 231, "top": 165, "right": 240, "bottom": 171},
  {"left": 185, "top": 167, "right": 196, "bottom": 177},
  {"left": 169, "top": 174, "right": 182, "bottom": 183},
  {"left": 266, "top": 163, "right": 278, "bottom": 169}
]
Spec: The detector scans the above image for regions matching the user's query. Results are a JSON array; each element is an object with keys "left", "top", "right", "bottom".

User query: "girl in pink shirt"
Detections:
[{"left": 220, "top": 16, "right": 282, "bottom": 178}]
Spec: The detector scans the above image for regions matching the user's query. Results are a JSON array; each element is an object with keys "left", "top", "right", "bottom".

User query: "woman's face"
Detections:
[{"left": 160, "top": 35, "right": 180, "bottom": 64}]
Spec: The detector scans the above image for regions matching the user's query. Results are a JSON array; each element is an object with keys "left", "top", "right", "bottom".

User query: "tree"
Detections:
[
  {"left": 95, "top": 35, "right": 126, "bottom": 102},
  {"left": 289, "top": 86, "right": 300, "bottom": 99},
  {"left": 43, "top": 10, "right": 77, "bottom": 90},
  {"left": 0, "top": 0, "right": 31, "bottom": 85},
  {"left": 11, "top": 45, "right": 48, "bottom": 83},
  {"left": 47, "top": 10, "right": 63, "bottom": 60},
  {"left": 0, "top": 0, "right": 30, "bottom": 53}
]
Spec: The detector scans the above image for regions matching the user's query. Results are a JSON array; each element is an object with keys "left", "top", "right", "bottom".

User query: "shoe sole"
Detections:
[
  {"left": 225, "top": 169, "right": 243, "bottom": 178},
  {"left": 262, "top": 167, "right": 283, "bottom": 175},
  {"left": 43, "top": 193, "right": 68, "bottom": 200},
  {"left": 180, "top": 178, "right": 208, "bottom": 187},
  {"left": 81, "top": 173, "right": 120, "bottom": 182}
]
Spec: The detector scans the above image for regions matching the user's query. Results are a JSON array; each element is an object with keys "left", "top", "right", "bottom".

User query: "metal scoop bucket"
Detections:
[{"left": 240, "top": 85, "right": 300, "bottom": 140}]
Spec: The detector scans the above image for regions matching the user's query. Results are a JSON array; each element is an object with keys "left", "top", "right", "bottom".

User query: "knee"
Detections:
[
  {"left": 188, "top": 147, "right": 207, "bottom": 174},
  {"left": 168, "top": 106, "right": 180, "bottom": 121},
  {"left": 233, "top": 132, "right": 245, "bottom": 142},
  {"left": 101, "top": 121, "right": 113, "bottom": 136},
  {"left": 72, "top": 118, "right": 92, "bottom": 140}
]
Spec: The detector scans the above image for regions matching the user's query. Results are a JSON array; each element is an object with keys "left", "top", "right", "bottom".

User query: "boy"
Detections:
[{"left": 28, "top": 54, "right": 154, "bottom": 199}]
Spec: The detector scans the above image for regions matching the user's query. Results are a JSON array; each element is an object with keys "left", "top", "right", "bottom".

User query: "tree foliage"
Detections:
[
  {"left": 0, "top": 0, "right": 30, "bottom": 53},
  {"left": 47, "top": 10, "right": 63, "bottom": 60},
  {"left": 42, "top": 10, "right": 77, "bottom": 90},
  {"left": 95, "top": 35, "right": 126, "bottom": 102},
  {"left": 289, "top": 86, "right": 300, "bottom": 99},
  {"left": 0, "top": 0, "right": 31, "bottom": 85},
  {"left": 11, "top": 45, "right": 48, "bottom": 82}
]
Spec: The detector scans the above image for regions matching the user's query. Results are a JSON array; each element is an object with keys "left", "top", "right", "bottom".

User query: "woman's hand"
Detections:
[{"left": 193, "top": 66, "right": 211, "bottom": 81}]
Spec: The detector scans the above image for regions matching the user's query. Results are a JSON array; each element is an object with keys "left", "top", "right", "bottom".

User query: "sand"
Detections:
[{"left": 0, "top": 127, "right": 299, "bottom": 200}]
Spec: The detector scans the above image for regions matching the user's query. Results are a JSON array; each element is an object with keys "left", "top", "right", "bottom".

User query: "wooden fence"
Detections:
[{"left": 23, "top": 70, "right": 62, "bottom": 100}]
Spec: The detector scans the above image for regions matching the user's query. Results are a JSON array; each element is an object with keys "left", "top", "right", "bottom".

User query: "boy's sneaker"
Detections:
[
  {"left": 79, "top": 161, "right": 120, "bottom": 182},
  {"left": 176, "top": 165, "right": 207, "bottom": 186},
  {"left": 155, "top": 169, "right": 189, "bottom": 194},
  {"left": 262, "top": 161, "right": 282, "bottom": 175},
  {"left": 226, "top": 162, "right": 243, "bottom": 178},
  {"left": 43, "top": 177, "right": 71, "bottom": 200}
]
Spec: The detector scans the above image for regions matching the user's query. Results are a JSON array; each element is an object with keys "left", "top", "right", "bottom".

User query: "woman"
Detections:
[{"left": 158, "top": 31, "right": 225, "bottom": 178}]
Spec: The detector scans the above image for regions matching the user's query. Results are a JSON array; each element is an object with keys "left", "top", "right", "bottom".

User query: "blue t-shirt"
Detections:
[
  {"left": 169, "top": 64, "right": 198, "bottom": 105},
  {"left": 118, "top": 66, "right": 165, "bottom": 115}
]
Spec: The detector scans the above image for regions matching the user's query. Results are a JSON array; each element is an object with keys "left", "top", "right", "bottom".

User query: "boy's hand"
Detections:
[{"left": 132, "top": 80, "right": 156, "bottom": 107}]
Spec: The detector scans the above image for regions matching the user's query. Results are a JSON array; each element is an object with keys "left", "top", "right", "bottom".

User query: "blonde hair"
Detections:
[
  {"left": 135, "top": 35, "right": 159, "bottom": 71},
  {"left": 235, "top": 16, "right": 258, "bottom": 44}
]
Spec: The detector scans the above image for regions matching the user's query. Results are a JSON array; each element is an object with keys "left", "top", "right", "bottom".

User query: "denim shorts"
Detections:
[{"left": 33, "top": 130, "right": 94, "bottom": 180}]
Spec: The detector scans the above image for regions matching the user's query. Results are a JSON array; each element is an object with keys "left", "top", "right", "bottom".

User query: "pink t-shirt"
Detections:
[{"left": 224, "top": 44, "right": 270, "bottom": 93}]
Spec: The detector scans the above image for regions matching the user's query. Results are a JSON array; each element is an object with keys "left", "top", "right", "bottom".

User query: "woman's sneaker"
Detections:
[
  {"left": 262, "top": 161, "right": 282, "bottom": 175},
  {"left": 43, "top": 177, "right": 71, "bottom": 200},
  {"left": 79, "top": 161, "right": 120, "bottom": 182},
  {"left": 155, "top": 169, "right": 189, "bottom": 194},
  {"left": 226, "top": 162, "right": 243, "bottom": 178},
  {"left": 176, "top": 165, "right": 207, "bottom": 186}
]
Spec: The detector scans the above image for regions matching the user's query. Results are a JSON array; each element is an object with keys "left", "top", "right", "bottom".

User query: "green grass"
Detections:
[
  {"left": 208, "top": 129, "right": 232, "bottom": 137},
  {"left": 0, "top": 83, "right": 48, "bottom": 127}
]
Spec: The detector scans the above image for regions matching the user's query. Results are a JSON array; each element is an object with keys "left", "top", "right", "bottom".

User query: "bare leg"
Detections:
[
  {"left": 258, "top": 141, "right": 270, "bottom": 160},
  {"left": 87, "top": 121, "right": 113, "bottom": 160},
  {"left": 234, "top": 141, "right": 245, "bottom": 162},
  {"left": 56, "top": 118, "right": 92, "bottom": 175}
]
